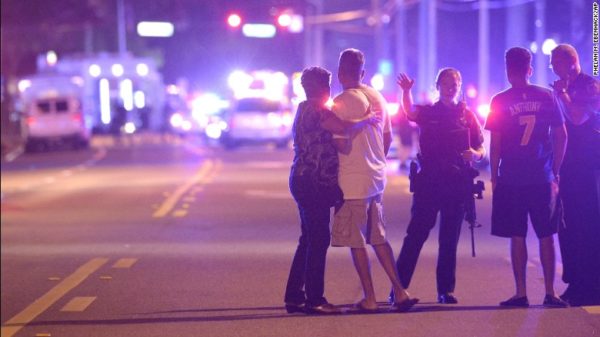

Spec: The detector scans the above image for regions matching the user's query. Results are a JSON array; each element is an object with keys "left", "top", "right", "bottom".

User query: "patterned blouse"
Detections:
[{"left": 290, "top": 100, "right": 339, "bottom": 188}]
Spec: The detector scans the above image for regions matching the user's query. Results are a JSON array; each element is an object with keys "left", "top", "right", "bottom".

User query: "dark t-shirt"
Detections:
[
  {"left": 485, "top": 85, "right": 564, "bottom": 185},
  {"left": 290, "top": 100, "right": 339, "bottom": 188},
  {"left": 412, "top": 101, "right": 484, "bottom": 174},
  {"left": 561, "top": 72, "right": 600, "bottom": 175}
]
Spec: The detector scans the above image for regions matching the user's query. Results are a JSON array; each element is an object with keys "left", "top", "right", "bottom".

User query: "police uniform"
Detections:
[
  {"left": 395, "top": 101, "right": 484, "bottom": 297},
  {"left": 558, "top": 72, "right": 600, "bottom": 305}
]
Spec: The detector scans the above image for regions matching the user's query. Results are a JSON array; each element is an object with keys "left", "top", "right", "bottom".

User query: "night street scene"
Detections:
[{"left": 1, "top": 0, "right": 599, "bottom": 336}]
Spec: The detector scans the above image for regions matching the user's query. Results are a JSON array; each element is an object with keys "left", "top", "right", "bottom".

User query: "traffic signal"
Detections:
[
  {"left": 275, "top": 11, "right": 303, "bottom": 33},
  {"left": 276, "top": 13, "right": 292, "bottom": 28},
  {"left": 227, "top": 13, "right": 242, "bottom": 28}
]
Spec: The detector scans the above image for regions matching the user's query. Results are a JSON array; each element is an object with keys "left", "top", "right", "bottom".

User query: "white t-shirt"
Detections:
[{"left": 332, "top": 84, "right": 391, "bottom": 199}]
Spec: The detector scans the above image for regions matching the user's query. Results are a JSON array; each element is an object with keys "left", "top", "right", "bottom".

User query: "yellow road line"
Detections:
[
  {"left": 1, "top": 258, "right": 108, "bottom": 337},
  {"left": 583, "top": 306, "right": 600, "bottom": 314},
  {"left": 112, "top": 258, "right": 138, "bottom": 269},
  {"left": 60, "top": 296, "right": 96, "bottom": 312},
  {"left": 152, "top": 160, "right": 214, "bottom": 218},
  {"left": 205, "top": 160, "right": 223, "bottom": 183},
  {"left": 172, "top": 209, "right": 188, "bottom": 217}
]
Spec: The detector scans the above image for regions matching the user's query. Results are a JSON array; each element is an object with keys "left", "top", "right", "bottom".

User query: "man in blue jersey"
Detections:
[{"left": 485, "top": 47, "right": 568, "bottom": 307}]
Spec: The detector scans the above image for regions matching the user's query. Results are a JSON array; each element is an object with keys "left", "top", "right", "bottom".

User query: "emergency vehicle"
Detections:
[
  {"left": 17, "top": 73, "right": 91, "bottom": 151},
  {"left": 210, "top": 70, "right": 293, "bottom": 149},
  {"left": 17, "top": 52, "right": 165, "bottom": 146}
]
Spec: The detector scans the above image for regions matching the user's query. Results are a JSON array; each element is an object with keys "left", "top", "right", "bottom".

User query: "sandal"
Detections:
[{"left": 390, "top": 298, "right": 419, "bottom": 312}]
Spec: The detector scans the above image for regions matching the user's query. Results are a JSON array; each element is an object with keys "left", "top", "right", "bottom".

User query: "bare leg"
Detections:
[
  {"left": 372, "top": 242, "right": 409, "bottom": 302},
  {"left": 539, "top": 235, "right": 557, "bottom": 296},
  {"left": 511, "top": 237, "right": 528, "bottom": 298},
  {"left": 350, "top": 247, "right": 378, "bottom": 309}
]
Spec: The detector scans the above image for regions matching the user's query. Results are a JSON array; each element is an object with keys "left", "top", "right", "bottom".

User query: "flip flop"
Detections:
[{"left": 390, "top": 298, "right": 419, "bottom": 312}]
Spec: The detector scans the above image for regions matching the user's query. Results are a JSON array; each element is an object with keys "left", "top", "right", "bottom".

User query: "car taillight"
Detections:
[{"left": 71, "top": 113, "right": 83, "bottom": 123}]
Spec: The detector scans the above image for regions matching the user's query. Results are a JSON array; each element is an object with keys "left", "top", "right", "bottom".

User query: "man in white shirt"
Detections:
[{"left": 331, "top": 49, "right": 418, "bottom": 312}]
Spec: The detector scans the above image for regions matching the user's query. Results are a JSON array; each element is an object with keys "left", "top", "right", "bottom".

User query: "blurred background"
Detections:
[{"left": 0, "top": 0, "right": 595, "bottom": 155}]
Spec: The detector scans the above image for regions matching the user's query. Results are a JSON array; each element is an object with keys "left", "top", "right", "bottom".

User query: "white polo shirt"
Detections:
[{"left": 332, "top": 84, "right": 391, "bottom": 199}]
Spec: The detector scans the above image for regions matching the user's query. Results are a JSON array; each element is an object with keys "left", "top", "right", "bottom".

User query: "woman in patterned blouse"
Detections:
[{"left": 284, "top": 66, "right": 377, "bottom": 315}]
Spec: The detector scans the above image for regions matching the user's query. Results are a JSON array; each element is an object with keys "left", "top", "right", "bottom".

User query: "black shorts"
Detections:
[{"left": 491, "top": 183, "right": 562, "bottom": 238}]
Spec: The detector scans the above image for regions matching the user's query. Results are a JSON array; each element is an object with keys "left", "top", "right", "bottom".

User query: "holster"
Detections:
[{"left": 409, "top": 161, "right": 419, "bottom": 193}]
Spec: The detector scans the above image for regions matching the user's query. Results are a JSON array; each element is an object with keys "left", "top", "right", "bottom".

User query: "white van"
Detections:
[{"left": 23, "top": 95, "right": 90, "bottom": 151}]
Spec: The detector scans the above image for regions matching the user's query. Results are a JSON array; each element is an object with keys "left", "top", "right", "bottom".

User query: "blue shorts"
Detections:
[{"left": 491, "top": 183, "right": 562, "bottom": 238}]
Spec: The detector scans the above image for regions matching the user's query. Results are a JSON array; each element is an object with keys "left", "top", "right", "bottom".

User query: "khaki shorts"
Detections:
[{"left": 331, "top": 194, "right": 387, "bottom": 248}]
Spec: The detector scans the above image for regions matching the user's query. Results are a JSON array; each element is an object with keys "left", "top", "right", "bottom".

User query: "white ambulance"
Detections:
[{"left": 18, "top": 73, "right": 91, "bottom": 152}]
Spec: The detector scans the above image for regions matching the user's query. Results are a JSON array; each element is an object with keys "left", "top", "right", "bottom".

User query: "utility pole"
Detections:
[
  {"left": 395, "top": 0, "right": 407, "bottom": 78},
  {"left": 534, "top": 0, "right": 547, "bottom": 86},
  {"left": 304, "top": 0, "right": 324, "bottom": 67},
  {"left": 117, "top": 0, "right": 127, "bottom": 54},
  {"left": 372, "top": 0, "right": 384, "bottom": 67},
  {"left": 417, "top": 0, "right": 436, "bottom": 98},
  {"left": 478, "top": 0, "right": 489, "bottom": 103},
  {"left": 85, "top": 23, "right": 94, "bottom": 54}
]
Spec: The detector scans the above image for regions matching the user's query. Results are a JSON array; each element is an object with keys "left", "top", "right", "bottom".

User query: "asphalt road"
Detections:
[{"left": 1, "top": 133, "right": 598, "bottom": 337}]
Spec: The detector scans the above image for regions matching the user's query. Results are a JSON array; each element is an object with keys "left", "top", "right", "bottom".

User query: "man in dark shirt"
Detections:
[
  {"left": 486, "top": 47, "right": 568, "bottom": 308},
  {"left": 550, "top": 44, "right": 600, "bottom": 306}
]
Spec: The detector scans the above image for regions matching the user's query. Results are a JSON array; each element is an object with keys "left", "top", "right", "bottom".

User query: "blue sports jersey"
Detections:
[{"left": 485, "top": 84, "right": 565, "bottom": 185}]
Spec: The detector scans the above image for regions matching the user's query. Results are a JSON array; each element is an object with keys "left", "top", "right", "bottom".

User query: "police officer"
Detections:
[
  {"left": 550, "top": 44, "right": 600, "bottom": 306},
  {"left": 393, "top": 68, "right": 485, "bottom": 304}
]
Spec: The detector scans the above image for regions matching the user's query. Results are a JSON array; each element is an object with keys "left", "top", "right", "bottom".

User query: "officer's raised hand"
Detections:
[
  {"left": 397, "top": 73, "right": 418, "bottom": 120},
  {"left": 397, "top": 73, "right": 415, "bottom": 91}
]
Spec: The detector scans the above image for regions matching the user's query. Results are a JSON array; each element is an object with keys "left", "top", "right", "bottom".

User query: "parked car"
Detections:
[{"left": 219, "top": 97, "right": 293, "bottom": 149}]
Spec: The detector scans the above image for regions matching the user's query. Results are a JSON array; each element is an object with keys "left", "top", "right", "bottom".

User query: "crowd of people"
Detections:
[{"left": 285, "top": 43, "right": 599, "bottom": 314}]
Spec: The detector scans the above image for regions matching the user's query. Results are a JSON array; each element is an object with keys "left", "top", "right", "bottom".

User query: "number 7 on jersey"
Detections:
[{"left": 518, "top": 115, "right": 536, "bottom": 146}]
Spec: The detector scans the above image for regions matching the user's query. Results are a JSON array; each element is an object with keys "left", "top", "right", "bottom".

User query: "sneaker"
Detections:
[
  {"left": 499, "top": 296, "right": 529, "bottom": 307},
  {"left": 438, "top": 293, "right": 458, "bottom": 304},
  {"left": 543, "top": 294, "right": 569, "bottom": 308}
]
